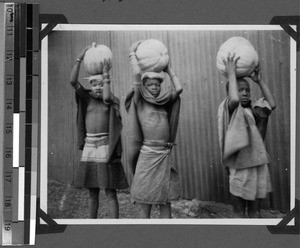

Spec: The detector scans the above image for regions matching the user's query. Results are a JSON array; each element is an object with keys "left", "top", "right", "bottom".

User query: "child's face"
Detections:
[
  {"left": 237, "top": 79, "right": 250, "bottom": 106},
  {"left": 144, "top": 78, "right": 161, "bottom": 98},
  {"left": 90, "top": 80, "right": 103, "bottom": 97}
]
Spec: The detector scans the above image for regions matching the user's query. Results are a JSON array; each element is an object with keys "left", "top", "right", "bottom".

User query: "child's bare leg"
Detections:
[
  {"left": 232, "top": 196, "right": 246, "bottom": 218},
  {"left": 105, "top": 188, "right": 119, "bottom": 219},
  {"left": 159, "top": 202, "right": 171, "bottom": 218},
  {"left": 139, "top": 204, "right": 152, "bottom": 218},
  {"left": 248, "top": 199, "right": 261, "bottom": 218},
  {"left": 88, "top": 188, "right": 99, "bottom": 218},
  {"left": 257, "top": 198, "right": 262, "bottom": 216}
]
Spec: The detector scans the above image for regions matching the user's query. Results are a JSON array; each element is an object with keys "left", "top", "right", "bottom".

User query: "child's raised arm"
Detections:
[
  {"left": 165, "top": 64, "right": 183, "bottom": 96},
  {"left": 249, "top": 64, "right": 276, "bottom": 110},
  {"left": 223, "top": 52, "right": 240, "bottom": 111},
  {"left": 129, "top": 40, "right": 143, "bottom": 84},
  {"left": 102, "top": 58, "right": 112, "bottom": 104},
  {"left": 69, "top": 46, "right": 90, "bottom": 87},
  {"left": 128, "top": 41, "right": 143, "bottom": 104}
]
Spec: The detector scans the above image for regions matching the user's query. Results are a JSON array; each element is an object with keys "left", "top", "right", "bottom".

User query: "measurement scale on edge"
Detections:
[{"left": 3, "top": 2, "right": 15, "bottom": 245}]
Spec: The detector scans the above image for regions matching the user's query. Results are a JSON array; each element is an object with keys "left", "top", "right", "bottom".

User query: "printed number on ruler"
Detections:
[{"left": 3, "top": 2, "right": 15, "bottom": 243}]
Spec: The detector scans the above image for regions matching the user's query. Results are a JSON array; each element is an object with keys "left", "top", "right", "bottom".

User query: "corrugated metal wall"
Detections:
[{"left": 47, "top": 29, "right": 291, "bottom": 211}]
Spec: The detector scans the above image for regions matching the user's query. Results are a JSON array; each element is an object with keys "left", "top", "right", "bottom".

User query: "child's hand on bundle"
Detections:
[
  {"left": 77, "top": 46, "right": 91, "bottom": 61},
  {"left": 163, "top": 63, "right": 170, "bottom": 73},
  {"left": 249, "top": 63, "right": 261, "bottom": 84},
  {"left": 129, "top": 41, "right": 143, "bottom": 81},
  {"left": 223, "top": 52, "right": 240, "bottom": 78},
  {"left": 102, "top": 59, "right": 111, "bottom": 75},
  {"left": 164, "top": 63, "right": 175, "bottom": 78},
  {"left": 129, "top": 40, "right": 143, "bottom": 54}
]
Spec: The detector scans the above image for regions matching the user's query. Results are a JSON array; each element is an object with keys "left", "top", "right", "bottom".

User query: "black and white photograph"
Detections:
[{"left": 40, "top": 25, "right": 295, "bottom": 224}]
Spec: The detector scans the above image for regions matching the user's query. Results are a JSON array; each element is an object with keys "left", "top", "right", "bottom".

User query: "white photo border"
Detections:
[{"left": 40, "top": 24, "right": 297, "bottom": 225}]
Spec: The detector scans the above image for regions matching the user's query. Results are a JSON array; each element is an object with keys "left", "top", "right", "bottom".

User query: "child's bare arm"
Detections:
[
  {"left": 129, "top": 41, "right": 143, "bottom": 101},
  {"left": 129, "top": 40, "right": 143, "bottom": 82},
  {"left": 102, "top": 59, "right": 112, "bottom": 104},
  {"left": 69, "top": 46, "right": 90, "bottom": 87},
  {"left": 250, "top": 64, "right": 276, "bottom": 110},
  {"left": 165, "top": 65, "right": 183, "bottom": 96},
  {"left": 223, "top": 52, "right": 240, "bottom": 111}
]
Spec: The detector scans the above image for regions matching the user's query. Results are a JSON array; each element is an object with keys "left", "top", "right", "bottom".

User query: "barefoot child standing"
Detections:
[
  {"left": 218, "top": 52, "right": 276, "bottom": 218},
  {"left": 125, "top": 41, "right": 183, "bottom": 218},
  {"left": 70, "top": 46, "right": 128, "bottom": 218}
]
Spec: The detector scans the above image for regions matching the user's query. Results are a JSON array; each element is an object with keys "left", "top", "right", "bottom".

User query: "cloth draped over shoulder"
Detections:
[
  {"left": 125, "top": 85, "right": 181, "bottom": 174},
  {"left": 217, "top": 97, "right": 270, "bottom": 170},
  {"left": 76, "top": 88, "right": 122, "bottom": 163}
]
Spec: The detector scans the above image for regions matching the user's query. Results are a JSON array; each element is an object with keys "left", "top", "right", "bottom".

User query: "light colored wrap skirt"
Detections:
[
  {"left": 130, "top": 140, "right": 180, "bottom": 205},
  {"left": 74, "top": 133, "right": 128, "bottom": 189},
  {"left": 229, "top": 164, "right": 272, "bottom": 200}
]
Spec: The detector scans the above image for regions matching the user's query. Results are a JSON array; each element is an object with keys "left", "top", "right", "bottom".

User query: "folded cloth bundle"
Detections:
[{"left": 130, "top": 39, "right": 169, "bottom": 74}]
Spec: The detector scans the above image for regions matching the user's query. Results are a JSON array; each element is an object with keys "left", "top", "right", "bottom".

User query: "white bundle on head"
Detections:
[
  {"left": 216, "top": 37, "right": 259, "bottom": 78},
  {"left": 134, "top": 39, "right": 169, "bottom": 73},
  {"left": 83, "top": 42, "right": 112, "bottom": 75}
]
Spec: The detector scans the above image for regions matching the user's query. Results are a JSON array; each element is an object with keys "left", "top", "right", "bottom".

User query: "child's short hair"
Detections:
[{"left": 225, "top": 78, "right": 249, "bottom": 94}]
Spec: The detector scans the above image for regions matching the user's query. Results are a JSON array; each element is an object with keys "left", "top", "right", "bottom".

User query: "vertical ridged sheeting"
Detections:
[
  {"left": 257, "top": 30, "right": 291, "bottom": 211},
  {"left": 48, "top": 29, "right": 291, "bottom": 211}
]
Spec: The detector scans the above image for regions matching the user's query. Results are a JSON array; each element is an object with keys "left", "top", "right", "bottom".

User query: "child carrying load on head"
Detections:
[
  {"left": 217, "top": 40, "right": 276, "bottom": 218},
  {"left": 70, "top": 43, "right": 128, "bottom": 218},
  {"left": 125, "top": 39, "right": 183, "bottom": 218}
]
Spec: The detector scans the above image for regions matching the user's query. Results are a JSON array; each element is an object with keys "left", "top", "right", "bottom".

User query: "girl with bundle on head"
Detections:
[
  {"left": 218, "top": 50, "right": 276, "bottom": 218},
  {"left": 125, "top": 40, "right": 183, "bottom": 218},
  {"left": 70, "top": 44, "right": 128, "bottom": 218}
]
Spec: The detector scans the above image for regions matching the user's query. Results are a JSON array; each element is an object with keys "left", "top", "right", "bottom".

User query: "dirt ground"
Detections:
[{"left": 48, "top": 179, "right": 286, "bottom": 219}]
